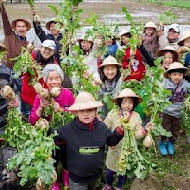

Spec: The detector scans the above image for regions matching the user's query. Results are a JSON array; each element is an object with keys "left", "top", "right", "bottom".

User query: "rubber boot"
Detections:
[
  {"left": 158, "top": 140, "right": 168, "bottom": 156},
  {"left": 50, "top": 181, "right": 60, "bottom": 190},
  {"left": 167, "top": 141, "right": 175, "bottom": 155},
  {"left": 62, "top": 169, "right": 69, "bottom": 189}
]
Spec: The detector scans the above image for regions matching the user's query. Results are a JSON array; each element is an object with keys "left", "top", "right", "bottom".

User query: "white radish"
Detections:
[
  {"left": 26, "top": 43, "right": 34, "bottom": 53},
  {"left": 34, "top": 83, "right": 43, "bottom": 94},
  {"left": 50, "top": 87, "right": 61, "bottom": 97},
  {"left": 143, "top": 134, "right": 153, "bottom": 148},
  {"left": 0, "top": 85, "right": 16, "bottom": 101}
]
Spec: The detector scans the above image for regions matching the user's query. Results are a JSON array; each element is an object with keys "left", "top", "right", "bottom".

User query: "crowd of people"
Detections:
[{"left": 0, "top": 2, "right": 190, "bottom": 190}]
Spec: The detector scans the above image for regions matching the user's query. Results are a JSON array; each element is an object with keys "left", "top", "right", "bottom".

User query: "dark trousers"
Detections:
[{"left": 161, "top": 113, "right": 182, "bottom": 143}]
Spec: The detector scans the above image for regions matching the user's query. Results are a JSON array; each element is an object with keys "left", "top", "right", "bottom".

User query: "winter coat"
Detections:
[
  {"left": 164, "top": 78, "right": 190, "bottom": 118},
  {"left": 29, "top": 88, "right": 75, "bottom": 125},
  {"left": 104, "top": 109, "right": 144, "bottom": 172},
  {"left": 54, "top": 117, "right": 124, "bottom": 183}
]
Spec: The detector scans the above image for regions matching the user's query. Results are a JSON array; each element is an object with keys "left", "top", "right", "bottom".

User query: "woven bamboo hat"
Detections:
[
  {"left": 114, "top": 88, "right": 142, "bottom": 103},
  {"left": 156, "top": 46, "right": 179, "bottom": 62},
  {"left": 68, "top": 91, "right": 103, "bottom": 111},
  {"left": 164, "top": 62, "right": 189, "bottom": 78},
  {"left": 12, "top": 19, "right": 31, "bottom": 31},
  {"left": 178, "top": 31, "right": 190, "bottom": 46},
  {"left": 99, "top": 55, "right": 121, "bottom": 68},
  {"left": 144, "top": 21, "right": 157, "bottom": 29}
]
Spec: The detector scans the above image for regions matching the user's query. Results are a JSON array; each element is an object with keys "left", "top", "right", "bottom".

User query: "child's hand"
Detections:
[
  {"left": 8, "top": 98, "right": 19, "bottom": 108},
  {"left": 145, "top": 122, "right": 154, "bottom": 131}
]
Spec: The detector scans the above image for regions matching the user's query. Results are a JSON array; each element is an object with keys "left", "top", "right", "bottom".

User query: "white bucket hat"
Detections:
[
  {"left": 42, "top": 40, "right": 56, "bottom": 51},
  {"left": 77, "top": 35, "right": 93, "bottom": 44},
  {"left": 99, "top": 55, "right": 121, "bottom": 68},
  {"left": 114, "top": 88, "right": 142, "bottom": 103},
  {"left": 119, "top": 29, "right": 130, "bottom": 36},
  {"left": 178, "top": 31, "right": 190, "bottom": 46},
  {"left": 168, "top": 24, "right": 180, "bottom": 33},
  {"left": 164, "top": 62, "right": 189, "bottom": 78},
  {"left": 144, "top": 21, "right": 157, "bottom": 29},
  {"left": 68, "top": 91, "right": 103, "bottom": 111}
]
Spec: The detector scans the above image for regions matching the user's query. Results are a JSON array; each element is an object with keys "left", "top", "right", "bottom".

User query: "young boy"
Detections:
[
  {"left": 158, "top": 62, "right": 190, "bottom": 156},
  {"left": 53, "top": 91, "right": 124, "bottom": 190}
]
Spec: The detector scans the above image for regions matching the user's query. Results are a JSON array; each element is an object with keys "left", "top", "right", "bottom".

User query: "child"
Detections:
[
  {"left": 105, "top": 36, "right": 118, "bottom": 57},
  {"left": 30, "top": 64, "right": 75, "bottom": 190},
  {"left": 158, "top": 62, "right": 190, "bottom": 156},
  {"left": 53, "top": 91, "right": 124, "bottom": 190},
  {"left": 98, "top": 55, "right": 122, "bottom": 118},
  {"left": 156, "top": 46, "right": 179, "bottom": 71},
  {"left": 103, "top": 88, "right": 154, "bottom": 190},
  {"left": 141, "top": 21, "right": 159, "bottom": 57},
  {"left": 178, "top": 31, "right": 190, "bottom": 82},
  {"left": 119, "top": 30, "right": 131, "bottom": 48}
]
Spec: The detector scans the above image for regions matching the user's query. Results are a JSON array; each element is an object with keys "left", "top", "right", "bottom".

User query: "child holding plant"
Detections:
[
  {"left": 98, "top": 55, "right": 122, "bottom": 118},
  {"left": 141, "top": 21, "right": 159, "bottom": 57},
  {"left": 158, "top": 62, "right": 190, "bottom": 156},
  {"left": 51, "top": 91, "right": 124, "bottom": 190},
  {"left": 30, "top": 64, "right": 74, "bottom": 190}
]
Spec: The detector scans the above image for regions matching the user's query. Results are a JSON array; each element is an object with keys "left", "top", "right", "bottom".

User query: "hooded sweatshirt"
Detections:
[{"left": 164, "top": 78, "right": 190, "bottom": 118}]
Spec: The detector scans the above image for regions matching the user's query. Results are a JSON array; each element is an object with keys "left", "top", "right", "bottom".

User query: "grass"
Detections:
[{"left": 143, "top": 0, "right": 190, "bottom": 9}]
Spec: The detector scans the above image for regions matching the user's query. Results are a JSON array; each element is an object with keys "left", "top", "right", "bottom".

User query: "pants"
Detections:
[
  {"left": 161, "top": 113, "right": 182, "bottom": 143},
  {"left": 69, "top": 178, "right": 97, "bottom": 190},
  {"left": 106, "top": 169, "right": 125, "bottom": 188}
]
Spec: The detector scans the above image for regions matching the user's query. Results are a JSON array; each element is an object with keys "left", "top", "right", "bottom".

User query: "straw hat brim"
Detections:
[
  {"left": 164, "top": 68, "right": 189, "bottom": 78},
  {"left": 68, "top": 102, "right": 103, "bottom": 111},
  {"left": 99, "top": 62, "right": 121, "bottom": 68},
  {"left": 12, "top": 19, "right": 31, "bottom": 31},
  {"left": 114, "top": 95, "right": 142, "bottom": 104},
  {"left": 45, "top": 20, "right": 63, "bottom": 30},
  {"left": 77, "top": 39, "right": 94, "bottom": 44},
  {"left": 0, "top": 44, "right": 7, "bottom": 52},
  {"left": 178, "top": 35, "right": 190, "bottom": 46}
]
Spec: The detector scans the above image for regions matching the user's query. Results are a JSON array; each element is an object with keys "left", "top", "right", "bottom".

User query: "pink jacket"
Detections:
[{"left": 30, "top": 88, "right": 75, "bottom": 125}]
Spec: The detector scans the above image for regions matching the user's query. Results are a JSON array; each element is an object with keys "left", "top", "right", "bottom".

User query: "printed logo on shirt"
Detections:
[{"left": 79, "top": 146, "right": 100, "bottom": 155}]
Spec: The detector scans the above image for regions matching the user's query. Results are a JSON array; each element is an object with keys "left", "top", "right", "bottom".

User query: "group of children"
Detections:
[{"left": 0, "top": 2, "right": 190, "bottom": 190}]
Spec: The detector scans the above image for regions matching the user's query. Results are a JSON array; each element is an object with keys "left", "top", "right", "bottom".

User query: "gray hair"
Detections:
[{"left": 42, "top": 64, "right": 64, "bottom": 83}]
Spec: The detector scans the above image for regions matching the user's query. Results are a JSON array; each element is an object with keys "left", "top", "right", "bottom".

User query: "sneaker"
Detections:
[
  {"left": 158, "top": 140, "right": 168, "bottom": 156},
  {"left": 102, "top": 184, "right": 112, "bottom": 190},
  {"left": 167, "top": 141, "right": 175, "bottom": 155},
  {"left": 50, "top": 181, "right": 60, "bottom": 190}
]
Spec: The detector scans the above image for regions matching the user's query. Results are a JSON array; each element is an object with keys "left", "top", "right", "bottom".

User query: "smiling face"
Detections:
[
  {"left": 121, "top": 35, "right": 130, "bottom": 46},
  {"left": 168, "top": 72, "right": 184, "bottom": 84},
  {"left": 40, "top": 46, "right": 55, "bottom": 60},
  {"left": 49, "top": 22, "right": 60, "bottom": 36},
  {"left": 162, "top": 51, "right": 174, "bottom": 70},
  {"left": 168, "top": 29, "right": 180, "bottom": 41},
  {"left": 46, "top": 71, "right": 62, "bottom": 90},
  {"left": 184, "top": 37, "right": 190, "bottom": 48},
  {"left": 145, "top": 27, "right": 155, "bottom": 36},
  {"left": 15, "top": 21, "right": 27, "bottom": 37},
  {"left": 121, "top": 97, "right": 134, "bottom": 112},
  {"left": 81, "top": 40, "right": 93, "bottom": 51},
  {"left": 76, "top": 108, "right": 96, "bottom": 124},
  {"left": 105, "top": 38, "right": 113, "bottom": 46},
  {"left": 103, "top": 65, "right": 118, "bottom": 81}
]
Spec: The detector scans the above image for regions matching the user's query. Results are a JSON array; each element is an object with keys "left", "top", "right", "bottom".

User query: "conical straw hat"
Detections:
[
  {"left": 114, "top": 88, "right": 142, "bottom": 103},
  {"left": 164, "top": 62, "right": 189, "bottom": 78},
  {"left": 68, "top": 91, "right": 103, "bottom": 111},
  {"left": 178, "top": 31, "right": 190, "bottom": 46},
  {"left": 99, "top": 55, "right": 121, "bottom": 68}
]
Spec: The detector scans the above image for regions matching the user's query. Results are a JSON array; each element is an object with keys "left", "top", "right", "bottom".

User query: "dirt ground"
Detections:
[{"left": 3, "top": 0, "right": 190, "bottom": 25}]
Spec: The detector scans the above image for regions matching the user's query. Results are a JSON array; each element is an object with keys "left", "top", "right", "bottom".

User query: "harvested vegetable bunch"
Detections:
[
  {"left": 182, "top": 95, "right": 190, "bottom": 136},
  {"left": 117, "top": 116, "right": 153, "bottom": 180},
  {"left": 13, "top": 48, "right": 42, "bottom": 85},
  {"left": 7, "top": 125, "right": 58, "bottom": 188}
]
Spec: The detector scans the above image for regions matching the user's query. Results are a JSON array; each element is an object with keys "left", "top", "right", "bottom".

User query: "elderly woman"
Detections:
[{"left": 29, "top": 64, "right": 75, "bottom": 190}]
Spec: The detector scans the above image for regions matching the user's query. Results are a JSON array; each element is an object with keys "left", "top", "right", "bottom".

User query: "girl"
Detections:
[
  {"left": 105, "top": 36, "right": 118, "bottom": 57},
  {"left": 103, "top": 88, "right": 154, "bottom": 190},
  {"left": 98, "top": 55, "right": 122, "bottom": 118},
  {"left": 53, "top": 91, "right": 124, "bottom": 190},
  {"left": 141, "top": 21, "right": 159, "bottom": 57},
  {"left": 156, "top": 46, "right": 179, "bottom": 71},
  {"left": 30, "top": 64, "right": 75, "bottom": 190},
  {"left": 178, "top": 31, "right": 190, "bottom": 82}
]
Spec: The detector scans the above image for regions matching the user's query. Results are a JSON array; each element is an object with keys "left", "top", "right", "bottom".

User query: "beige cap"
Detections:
[
  {"left": 178, "top": 31, "right": 190, "bottom": 46},
  {"left": 99, "top": 55, "right": 121, "bottom": 68},
  {"left": 119, "top": 29, "right": 130, "bottom": 36},
  {"left": 12, "top": 19, "right": 31, "bottom": 31},
  {"left": 156, "top": 46, "right": 179, "bottom": 62},
  {"left": 45, "top": 18, "right": 63, "bottom": 30},
  {"left": 144, "top": 21, "right": 157, "bottom": 29},
  {"left": 114, "top": 88, "right": 142, "bottom": 103},
  {"left": 68, "top": 91, "right": 103, "bottom": 111},
  {"left": 164, "top": 62, "right": 189, "bottom": 78}
]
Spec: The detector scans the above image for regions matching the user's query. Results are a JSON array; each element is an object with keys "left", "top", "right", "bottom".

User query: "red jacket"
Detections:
[
  {"left": 122, "top": 47, "right": 146, "bottom": 81},
  {"left": 21, "top": 51, "right": 57, "bottom": 105}
]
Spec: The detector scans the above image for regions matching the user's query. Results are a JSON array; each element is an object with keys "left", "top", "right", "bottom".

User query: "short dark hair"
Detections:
[
  {"left": 117, "top": 97, "right": 139, "bottom": 111},
  {"left": 98, "top": 65, "right": 121, "bottom": 83},
  {"left": 121, "top": 33, "right": 131, "bottom": 46},
  {"left": 79, "top": 41, "right": 93, "bottom": 55}
]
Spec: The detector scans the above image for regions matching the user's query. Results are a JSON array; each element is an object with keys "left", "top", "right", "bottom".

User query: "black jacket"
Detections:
[{"left": 54, "top": 117, "right": 123, "bottom": 183}]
